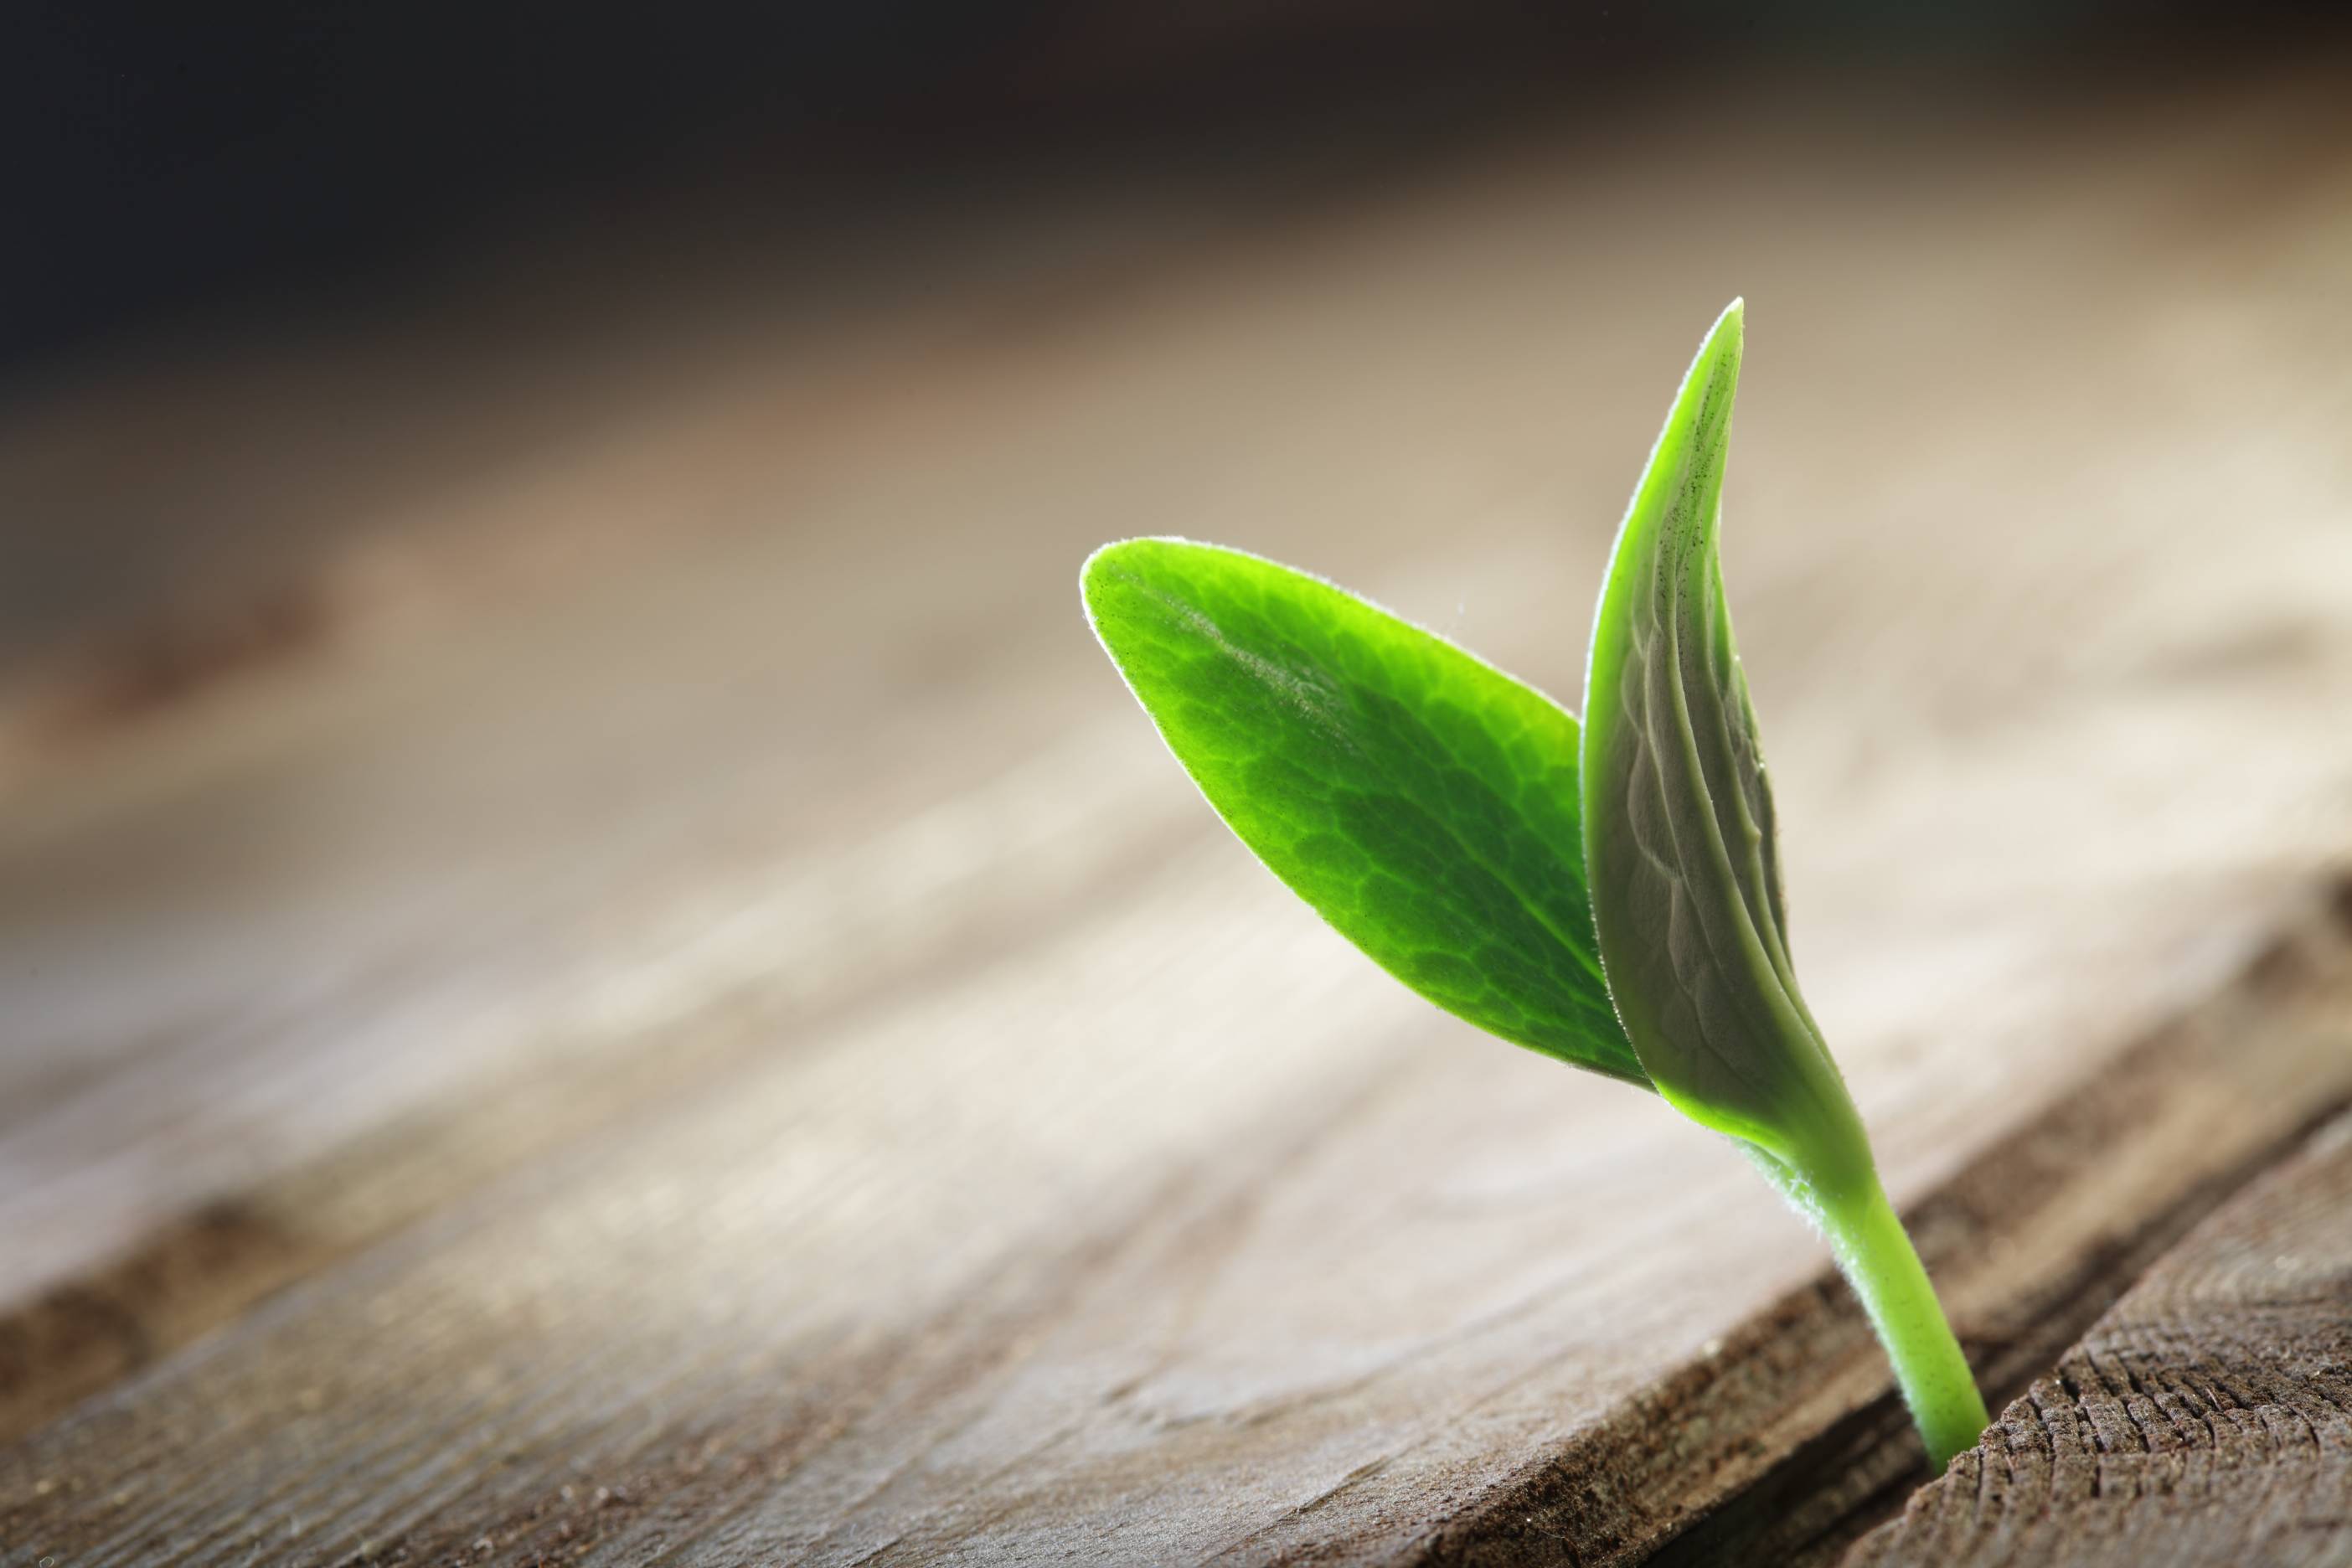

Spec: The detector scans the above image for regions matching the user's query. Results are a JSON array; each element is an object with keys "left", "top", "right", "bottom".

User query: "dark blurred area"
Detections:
[
  {"left": 7, "top": 0, "right": 2347, "bottom": 678},
  {"left": 9, "top": 1, "right": 2342, "bottom": 379}
]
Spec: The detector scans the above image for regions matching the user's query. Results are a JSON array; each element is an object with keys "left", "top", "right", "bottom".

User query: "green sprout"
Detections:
[{"left": 1079, "top": 301, "right": 1990, "bottom": 1473}]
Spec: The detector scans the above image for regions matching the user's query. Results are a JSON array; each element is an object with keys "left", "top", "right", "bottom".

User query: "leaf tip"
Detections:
[
  {"left": 1080, "top": 536, "right": 1168, "bottom": 621},
  {"left": 1079, "top": 535, "right": 1136, "bottom": 592},
  {"left": 1081, "top": 537, "right": 1215, "bottom": 671},
  {"left": 1700, "top": 297, "right": 1745, "bottom": 373}
]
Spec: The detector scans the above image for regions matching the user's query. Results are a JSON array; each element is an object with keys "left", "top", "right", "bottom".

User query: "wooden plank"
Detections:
[
  {"left": 3, "top": 62, "right": 2352, "bottom": 1565},
  {"left": 1643, "top": 885, "right": 2352, "bottom": 1568},
  {"left": 1847, "top": 1105, "right": 2352, "bottom": 1568},
  {"left": 3, "top": 869, "right": 2348, "bottom": 1568}
]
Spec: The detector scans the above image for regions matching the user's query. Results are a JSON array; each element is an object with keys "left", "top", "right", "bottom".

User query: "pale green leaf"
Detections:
[{"left": 1578, "top": 302, "right": 1865, "bottom": 1173}]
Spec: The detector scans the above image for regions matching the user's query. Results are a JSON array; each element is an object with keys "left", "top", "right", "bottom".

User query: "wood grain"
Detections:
[
  {"left": 1647, "top": 884, "right": 2352, "bottom": 1568},
  {"left": 3, "top": 60, "right": 2352, "bottom": 1566},
  {"left": 1847, "top": 1106, "right": 2352, "bottom": 1568}
]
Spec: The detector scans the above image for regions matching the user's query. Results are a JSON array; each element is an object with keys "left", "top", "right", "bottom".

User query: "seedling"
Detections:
[{"left": 1080, "top": 301, "right": 1990, "bottom": 1471}]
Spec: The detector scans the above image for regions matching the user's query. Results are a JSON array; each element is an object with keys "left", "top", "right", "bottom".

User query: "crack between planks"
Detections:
[
  {"left": 1638, "top": 1089, "right": 2352, "bottom": 1568},
  {"left": 1406, "top": 869, "right": 2352, "bottom": 1568}
]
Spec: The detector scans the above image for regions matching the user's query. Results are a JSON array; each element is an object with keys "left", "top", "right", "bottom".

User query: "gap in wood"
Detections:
[
  {"left": 1643, "top": 1092, "right": 2352, "bottom": 1568},
  {"left": 1632, "top": 875, "right": 2352, "bottom": 1568}
]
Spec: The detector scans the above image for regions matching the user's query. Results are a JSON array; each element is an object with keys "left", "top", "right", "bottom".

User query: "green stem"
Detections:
[{"left": 1814, "top": 1175, "right": 1988, "bottom": 1472}]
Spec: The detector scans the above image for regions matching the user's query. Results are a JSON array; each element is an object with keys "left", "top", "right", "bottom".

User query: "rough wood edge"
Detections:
[
  {"left": 1841, "top": 1107, "right": 2352, "bottom": 1565},
  {"left": 1337, "top": 872, "right": 2352, "bottom": 1567}
]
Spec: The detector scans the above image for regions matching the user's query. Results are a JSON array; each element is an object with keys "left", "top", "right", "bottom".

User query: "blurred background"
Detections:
[
  {"left": 8, "top": 2, "right": 2348, "bottom": 678},
  {"left": 7, "top": 3, "right": 2352, "bottom": 1555}
]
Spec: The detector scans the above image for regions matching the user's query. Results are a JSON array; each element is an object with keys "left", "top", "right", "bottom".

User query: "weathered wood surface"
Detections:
[
  {"left": 1652, "top": 886, "right": 2352, "bottom": 1568},
  {"left": 4, "top": 62, "right": 2352, "bottom": 1565},
  {"left": 1848, "top": 1106, "right": 2352, "bottom": 1568}
]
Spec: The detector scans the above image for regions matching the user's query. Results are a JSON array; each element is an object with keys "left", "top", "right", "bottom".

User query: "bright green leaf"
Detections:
[
  {"left": 1083, "top": 537, "right": 1644, "bottom": 1086},
  {"left": 1578, "top": 300, "right": 1866, "bottom": 1176}
]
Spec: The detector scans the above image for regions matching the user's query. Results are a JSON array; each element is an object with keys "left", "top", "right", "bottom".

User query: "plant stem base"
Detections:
[{"left": 1818, "top": 1178, "right": 1989, "bottom": 1472}]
